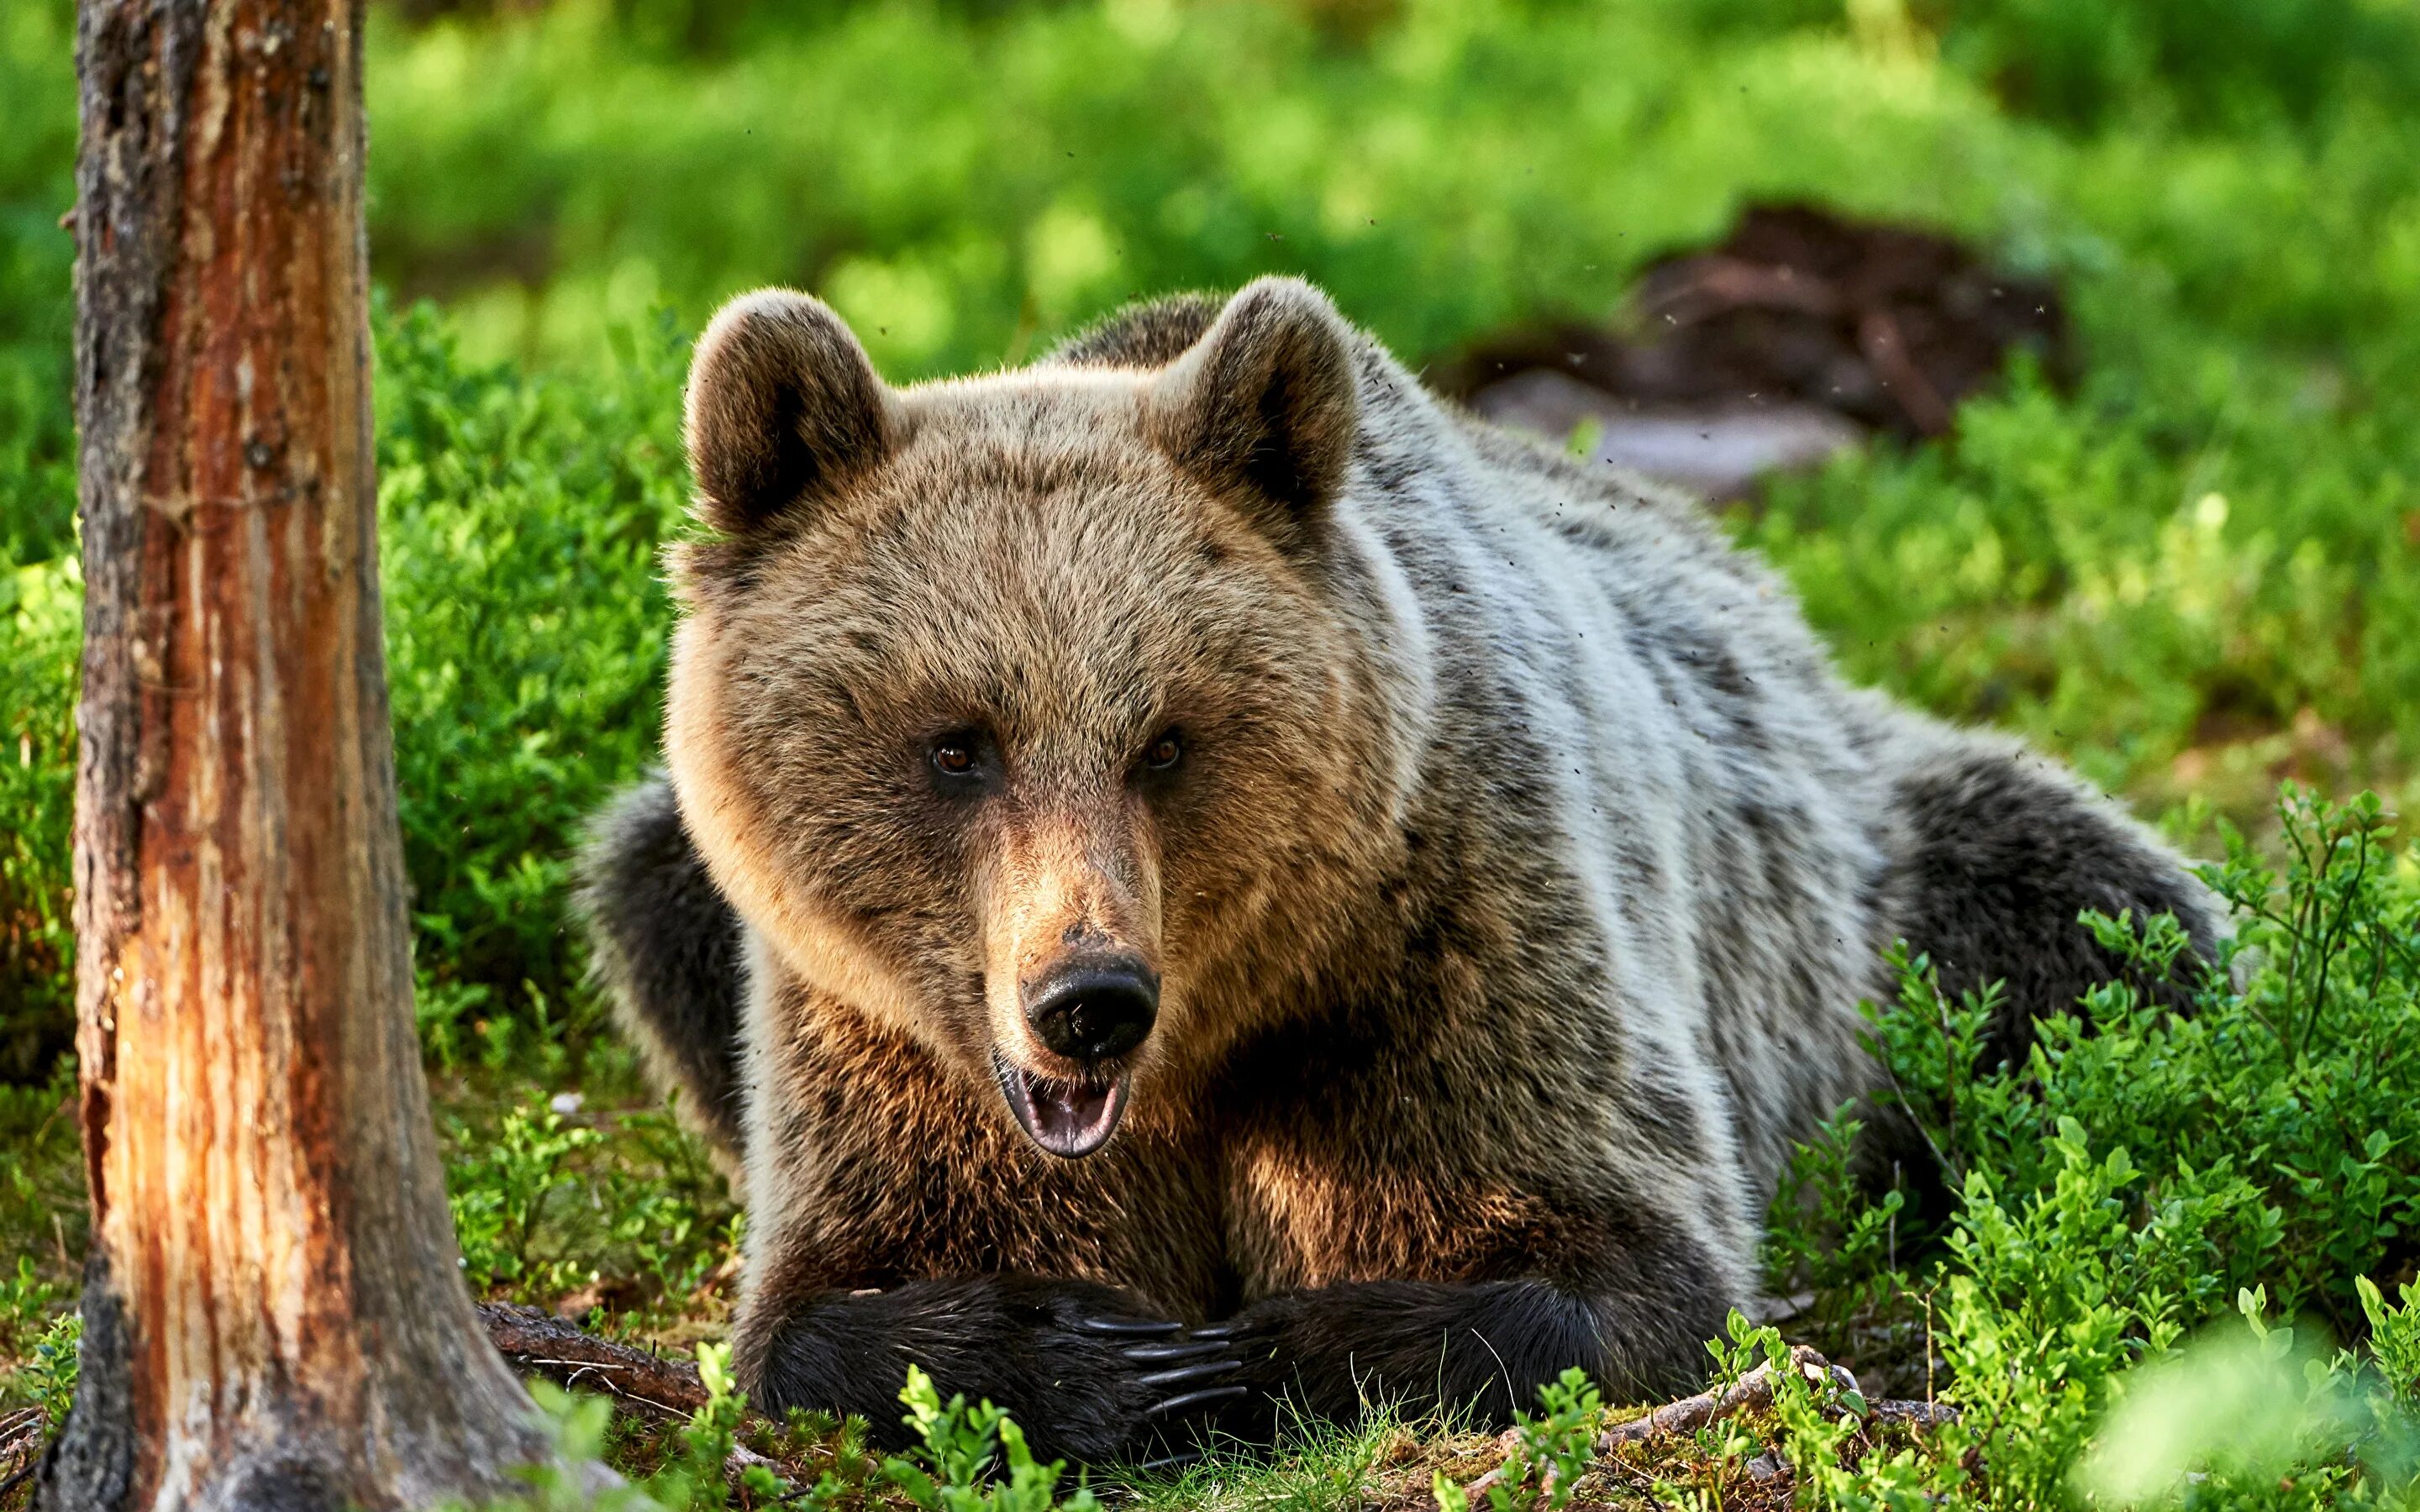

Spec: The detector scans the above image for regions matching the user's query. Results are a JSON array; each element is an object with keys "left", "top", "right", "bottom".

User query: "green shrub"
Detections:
[
  {"left": 1432, "top": 1369, "right": 1603, "bottom": 1512},
  {"left": 1851, "top": 790, "right": 2420, "bottom": 1329},
  {"left": 1928, "top": 0, "right": 2420, "bottom": 133},
  {"left": 0, "top": 307, "right": 692, "bottom": 1084},
  {"left": 1766, "top": 786, "right": 2420, "bottom": 1505},
  {"left": 0, "top": 0, "right": 75, "bottom": 573},
  {"left": 375, "top": 304, "right": 691, "bottom": 1047},
  {"left": 460, "top": 1352, "right": 1110, "bottom": 1512},
  {"left": 442, "top": 1082, "right": 737, "bottom": 1316},
  {"left": 0, "top": 558, "right": 76, "bottom": 1080}
]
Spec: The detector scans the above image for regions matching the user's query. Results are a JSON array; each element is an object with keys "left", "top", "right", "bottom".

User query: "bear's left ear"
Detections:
[
  {"left": 684, "top": 289, "right": 901, "bottom": 536},
  {"left": 1144, "top": 277, "right": 1360, "bottom": 552}
]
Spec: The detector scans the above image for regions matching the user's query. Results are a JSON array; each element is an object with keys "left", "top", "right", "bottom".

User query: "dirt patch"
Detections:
[{"left": 1434, "top": 202, "right": 2073, "bottom": 498}]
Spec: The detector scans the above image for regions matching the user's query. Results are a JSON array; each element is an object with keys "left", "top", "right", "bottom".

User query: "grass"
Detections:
[{"left": 6, "top": 0, "right": 2420, "bottom": 1504}]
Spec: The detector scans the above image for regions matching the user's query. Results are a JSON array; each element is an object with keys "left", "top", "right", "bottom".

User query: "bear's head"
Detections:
[{"left": 664, "top": 278, "right": 1417, "bottom": 1158}]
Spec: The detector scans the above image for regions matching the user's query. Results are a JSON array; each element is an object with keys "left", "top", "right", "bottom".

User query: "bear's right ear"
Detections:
[
  {"left": 1144, "top": 277, "right": 1360, "bottom": 555},
  {"left": 684, "top": 290, "right": 900, "bottom": 535}
]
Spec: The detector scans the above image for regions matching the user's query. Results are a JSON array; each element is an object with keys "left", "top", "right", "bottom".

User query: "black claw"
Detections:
[
  {"left": 1137, "top": 1359, "right": 1243, "bottom": 1390},
  {"left": 1187, "top": 1320, "right": 1247, "bottom": 1340},
  {"left": 1137, "top": 1451, "right": 1204, "bottom": 1474},
  {"left": 1121, "top": 1340, "right": 1233, "bottom": 1363},
  {"left": 1145, "top": 1383, "right": 1250, "bottom": 1419},
  {"left": 1076, "top": 1315, "right": 1186, "bottom": 1337}
]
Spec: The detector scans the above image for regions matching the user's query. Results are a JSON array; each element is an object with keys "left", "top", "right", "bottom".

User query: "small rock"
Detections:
[
  {"left": 555, "top": 1282, "right": 604, "bottom": 1319},
  {"left": 1469, "top": 369, "right": 1864, "bottom": 500}
]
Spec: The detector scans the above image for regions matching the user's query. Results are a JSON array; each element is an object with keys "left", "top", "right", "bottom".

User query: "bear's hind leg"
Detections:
[
  {"left": 1882, "top": 738, "right": 2223, "bottom": 1067},
  {"left": 578, "top": 775, "right": 749, "bottom": 1159}
]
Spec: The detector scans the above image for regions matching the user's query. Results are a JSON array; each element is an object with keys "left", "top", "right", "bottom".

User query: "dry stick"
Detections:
[
  {"left": 1598, "top": 1346, "right": 1857, "bottom": 1450},
  {"left": 477, "top": 1306, "right": 785, "bottom": 1478},
  {"left": 0, "top": 1408, "right": 43, "bottom": 1500},
  {"left": 479, "top": 1305, "right": 712, "bottom": 1420},
  {"left": 1458, "top": 1346, "right": 1961, "bottom": 1500}
]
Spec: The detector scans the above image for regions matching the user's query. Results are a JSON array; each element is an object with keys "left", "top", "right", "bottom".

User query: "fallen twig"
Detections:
[
  {"left": 1864, "top": 1399, "right": 1960, "bottom": 1431},
  {"left": 1453, "top": 1347, "right": 1962, "bottom": 1504},
  {"left": 478, "top": 1305, "right": 793, "bottom": 1486},
  {"left": 1599, "top": 1345, "right": 1854, "bottom": 1449},
  {"left": 0, "top": 1407, "right": 46, "bottom": 1504},
  {"left": 479, "top": 1302, "right": 712, "bottom": 1420}
]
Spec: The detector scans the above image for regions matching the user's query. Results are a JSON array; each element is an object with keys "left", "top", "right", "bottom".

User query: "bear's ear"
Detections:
[
  {"left": 684, "top": 289, "right": 900, "bottom": 535},
  {"left": 1145, "top": 277, "right": 1359, "bottom": 551}
]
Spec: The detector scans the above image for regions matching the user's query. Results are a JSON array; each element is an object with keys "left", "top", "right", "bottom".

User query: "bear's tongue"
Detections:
[{"left": 996, "top": 1062, "right": 1128, "bottom": 1158}]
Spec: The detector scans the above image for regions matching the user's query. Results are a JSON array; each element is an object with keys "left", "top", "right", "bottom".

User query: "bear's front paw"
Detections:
[
  {"left": 1076, "top": 1313, "right": 1254, "bottom": 1466},
  {"left": 994, "top": 1279, "right": 1249, "bottom": 1465},
  {"left": 1123, "top": 1302, "right": 1299, "bottom": 1458},
  {"left": 753, "top": 1275, "right": 1249, "bottom": 1466}
]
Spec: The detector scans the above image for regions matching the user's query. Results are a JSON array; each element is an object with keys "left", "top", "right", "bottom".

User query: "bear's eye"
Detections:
[
  {"left": 1141, "top": 728, "right": 1184, "bottom": 771},
  {"left": 931, "top": 732, "right": 986, "bottom": 781}
]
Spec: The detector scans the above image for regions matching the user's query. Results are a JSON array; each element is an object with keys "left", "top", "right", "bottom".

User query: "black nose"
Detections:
[{"left": 1024, "top": 962, "right": 1159, "bottom": 1063}]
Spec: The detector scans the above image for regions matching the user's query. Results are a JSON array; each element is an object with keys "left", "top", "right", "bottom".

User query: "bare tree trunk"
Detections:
[{"left": 45, "top": 2, "right": 566, "bottom": 1506}]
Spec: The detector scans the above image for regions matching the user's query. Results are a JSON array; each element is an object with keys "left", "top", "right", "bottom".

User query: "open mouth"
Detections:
[{"left": 993, "top": 1056, "right": 1130, "bottom": 1158}]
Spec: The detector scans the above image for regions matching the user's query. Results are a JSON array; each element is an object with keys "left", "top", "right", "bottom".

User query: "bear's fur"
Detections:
[{"left": 580, "top": 278, "right": 2219, "bottom": 1463}]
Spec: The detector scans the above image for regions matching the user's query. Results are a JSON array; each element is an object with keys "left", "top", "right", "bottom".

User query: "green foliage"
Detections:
[
  {"left": 0, "top": 0, "right": 75, "bottom": 573},
  {"left": 23, "top": 1308, "right": 80, "bottom": 1429},
  {"left": 0, "top": 1259, "right": 56, "bottom": 1362},
  {"left": 0, "top": 558, "right": 76, "bottom": 1081},
  {"left": 444, "top": 1341, "right": 781, "bottom": 1512},
  {"left": 2074, "top": 1287, "right": 2420, "bottom": 1508},
  {"left": 0, "top": 301, "right": 690, "bottom": 1084},
  {"left": 1433, "top": 1369, "right": 1602, "bottom": 1512},
  {"left": 1860, "top": 790, "right": 2420, "bottom": 1328},
  {"left": 461, "top": 1355, "right": 1120, "bottom": 1512},
  {"left": 376, "top": 304, "right": 692, "bottom": 1051},
  {"left": 882, "top": 1365, "right": 1102, "bottom": 1512},
  {"left": 449, "top": 1096, "right": 609, "bottom": 1296},
  {"left": 0, "top": 1065, "right": 80, "bottom": 1331},
  {"left": 1929, "top": 0, "right": 2420, "bottom": 133},
  {"left": 443, "top": 1083, "right": 738, "bottom": 1319},
  {"left": 1765, "top": 786, "right": 2420, "bottom": 1505},
  {"left": 653, "top": 1344, "right": 789, "bottom": 1511},
  {"left": 0, "top": 1305, "right": 81, "bottom": 1433},
  {"left": 2365, "top": 1278, "right": 2420, "bottom": 1410},
  {"left": 1765, "top": 1105, "right": 1912, "bottom": 1342}
]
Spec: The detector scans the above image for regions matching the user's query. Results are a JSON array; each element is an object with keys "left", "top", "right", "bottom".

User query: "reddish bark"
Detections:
[{"left": 48, "top": 3, "right": 566, "bottom": 1506}]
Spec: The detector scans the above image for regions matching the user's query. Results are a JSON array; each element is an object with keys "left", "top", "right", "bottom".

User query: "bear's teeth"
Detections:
[{"left": 995, "top": 1058, "right": 1130, "bottom": 1159}]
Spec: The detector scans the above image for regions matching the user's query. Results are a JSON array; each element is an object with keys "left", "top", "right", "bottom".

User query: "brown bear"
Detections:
[{"left": 581, "top": 276, "right": 2218, "bottom": 1464}]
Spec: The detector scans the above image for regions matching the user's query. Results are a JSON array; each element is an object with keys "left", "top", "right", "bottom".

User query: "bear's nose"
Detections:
[{"left": 1023, "top": 959, "right": 1159, "bottom": 1063}]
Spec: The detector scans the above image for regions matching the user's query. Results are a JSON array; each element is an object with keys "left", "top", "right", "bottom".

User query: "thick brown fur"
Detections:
[{"left": 582, "top": 279, "right": 2221, "bottom": 1463}]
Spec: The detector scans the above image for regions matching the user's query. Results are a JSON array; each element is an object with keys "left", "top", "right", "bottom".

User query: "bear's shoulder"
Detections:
[{"left": 1044, "top": 294, "right": 1225, "bottom": 370}]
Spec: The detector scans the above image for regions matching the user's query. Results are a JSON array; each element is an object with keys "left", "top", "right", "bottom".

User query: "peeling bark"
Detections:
[{"left": 45, "top": 3, "right": 562, "bottom": 1506}]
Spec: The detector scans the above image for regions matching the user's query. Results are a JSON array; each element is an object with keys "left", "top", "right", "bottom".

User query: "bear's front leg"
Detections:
[
  {"left": 740, "top": 1275, "right": 1249, "bottom": 1465},
  {"left": 1195, "top": 1272, "right": 1731, "bottom": 1440}
]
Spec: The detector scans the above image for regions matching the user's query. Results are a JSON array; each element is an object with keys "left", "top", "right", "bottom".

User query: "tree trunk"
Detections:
[{"left": 45, "top": 2, "right": 566, "bottom": 1506}]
